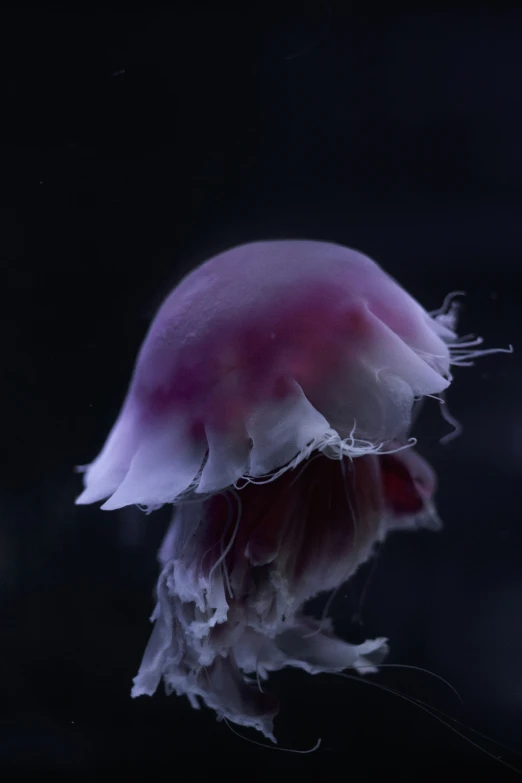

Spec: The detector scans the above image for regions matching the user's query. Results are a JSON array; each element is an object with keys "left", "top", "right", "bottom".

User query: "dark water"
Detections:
[{"left": 3, "top": 3, "right": 522, "bottom": 779}]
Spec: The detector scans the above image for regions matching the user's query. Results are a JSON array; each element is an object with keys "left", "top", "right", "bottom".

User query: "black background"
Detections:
[{"left": 2, "top": 2, "right": 522, "bottom": 780}]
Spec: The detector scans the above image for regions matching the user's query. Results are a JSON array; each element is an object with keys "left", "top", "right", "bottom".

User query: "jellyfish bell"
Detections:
[
  {"left": 75, "top": 239, "right": 504, "bottom": 741},
  {"left": 76, "top": 240, "right": 456, "bottom": 511}
]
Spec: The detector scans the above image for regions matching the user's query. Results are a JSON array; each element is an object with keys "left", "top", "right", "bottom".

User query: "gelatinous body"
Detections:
[{"left": 76, "top": 240, "right": 490, "bottom": 739}]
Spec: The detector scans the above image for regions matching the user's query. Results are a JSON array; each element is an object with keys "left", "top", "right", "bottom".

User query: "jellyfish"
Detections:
[{"left": 76, "top": 239, "right": 500, "bottom": 741}]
